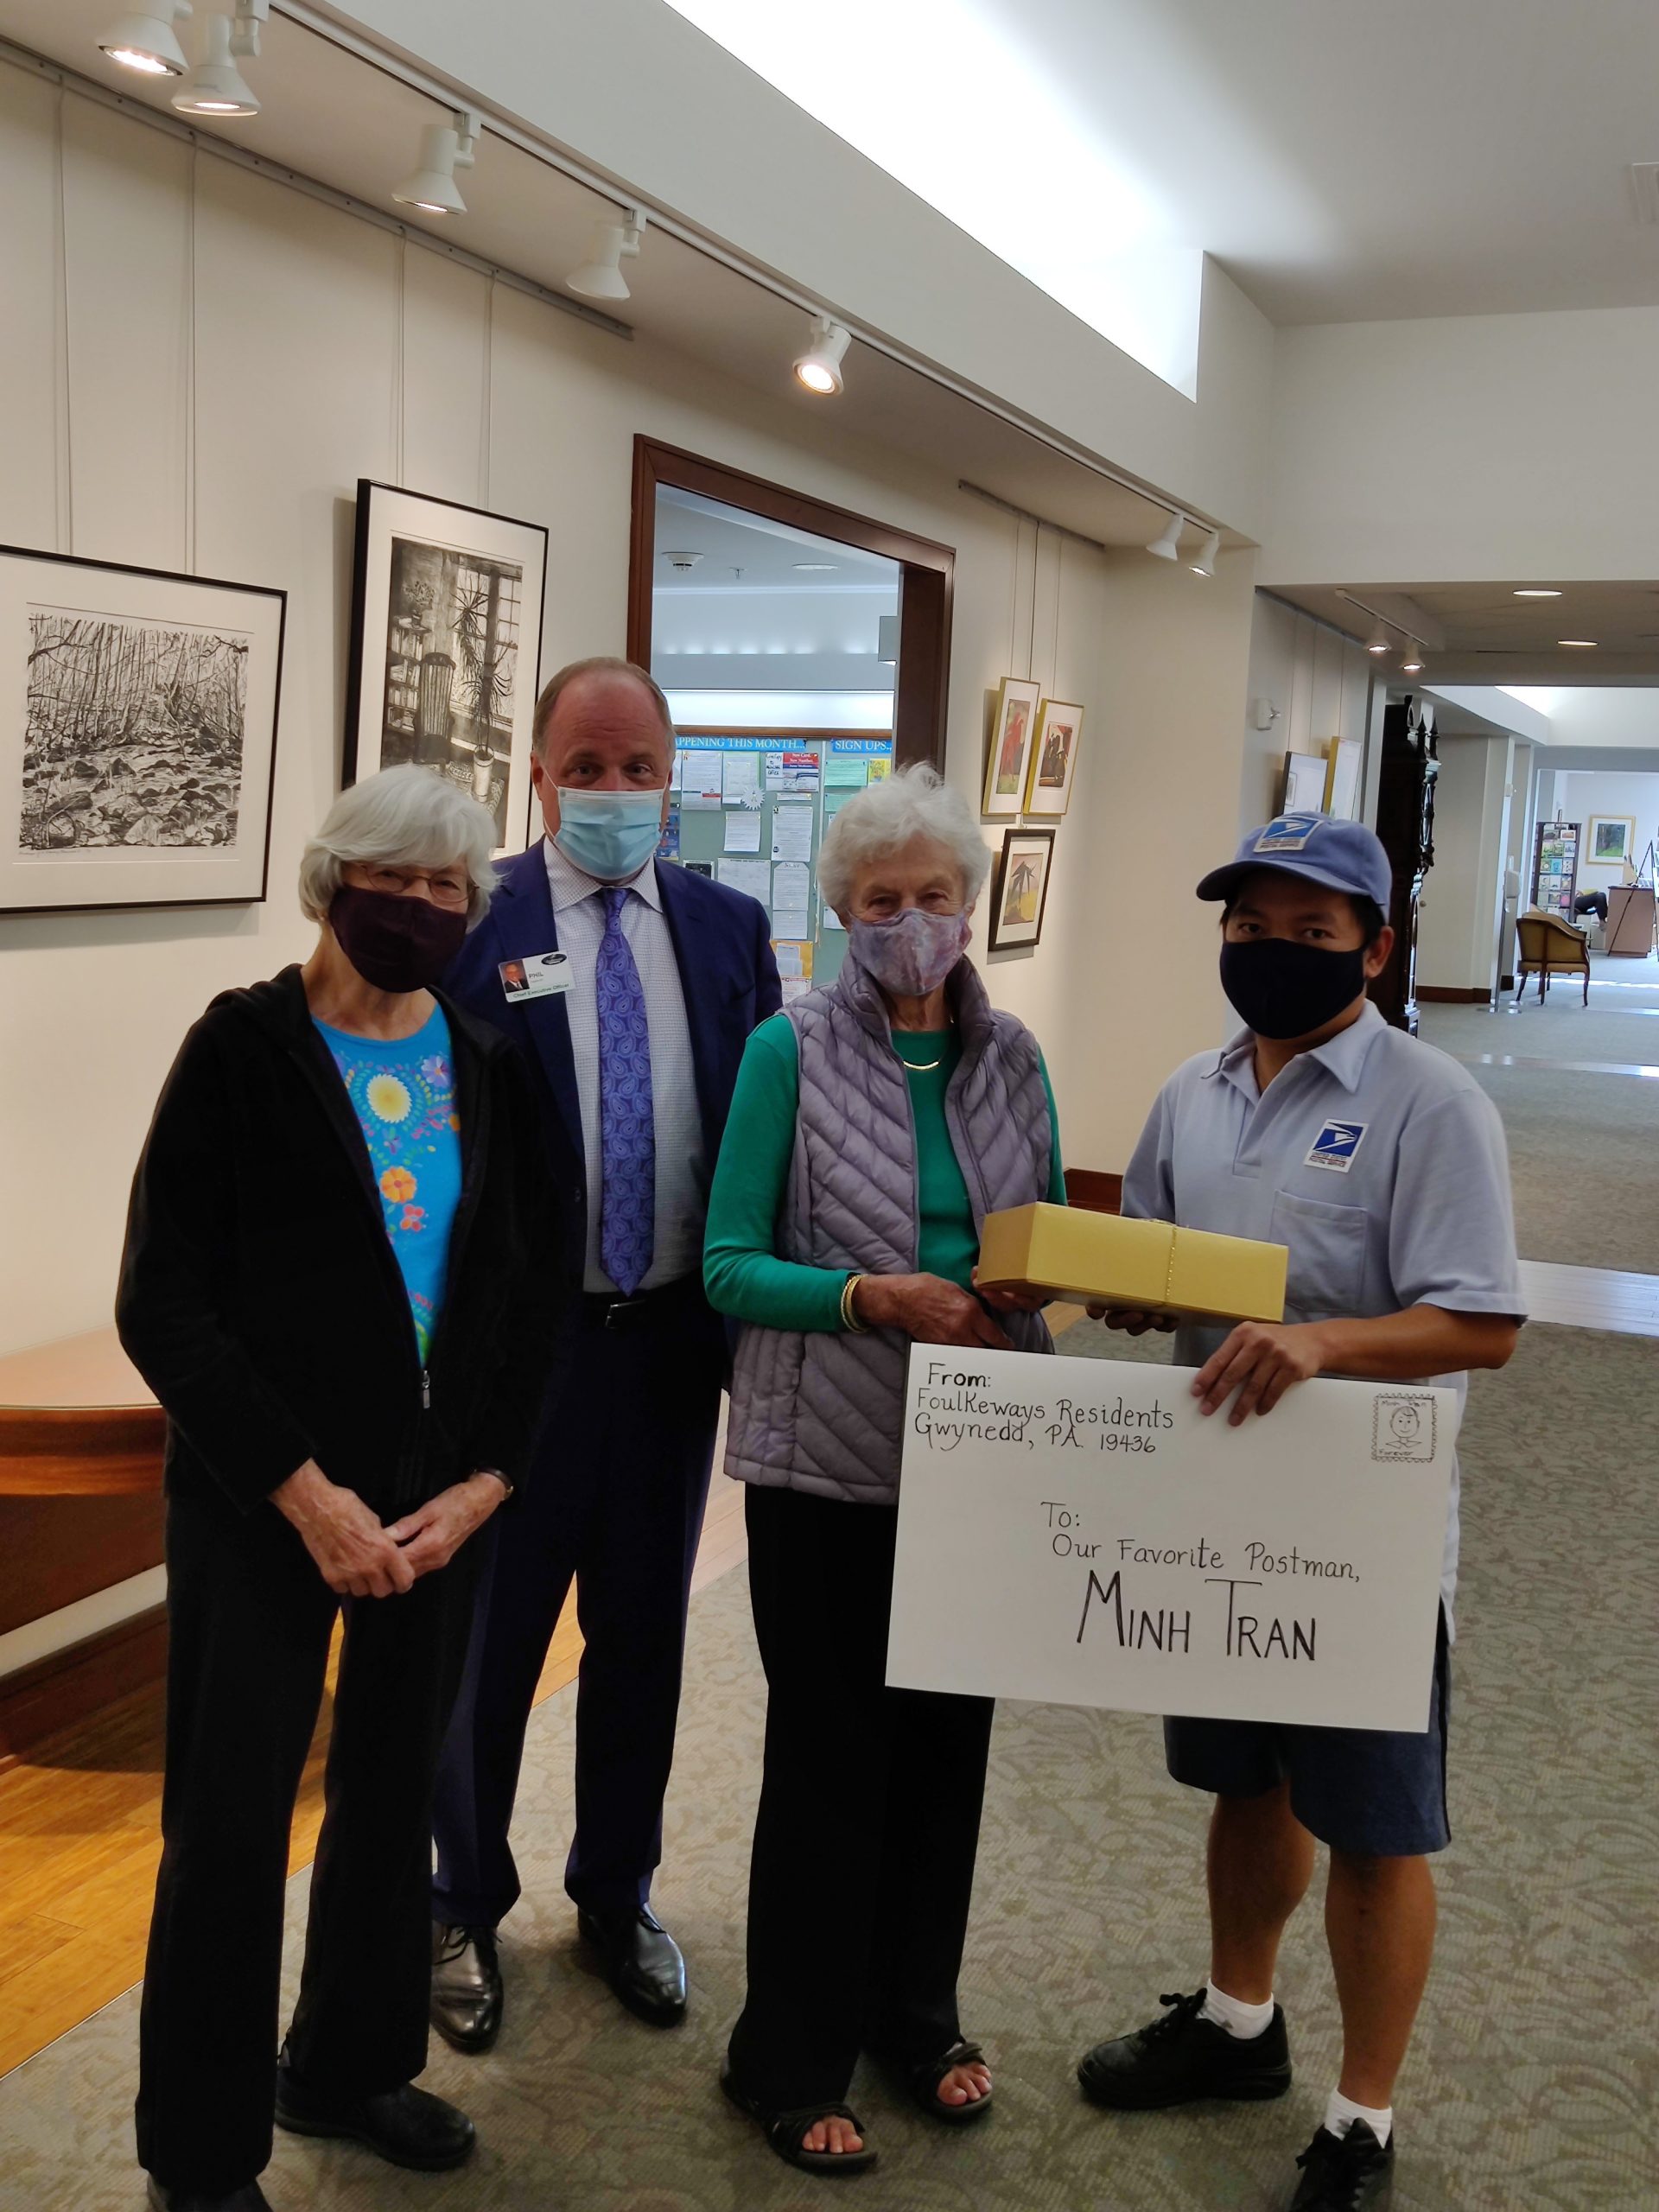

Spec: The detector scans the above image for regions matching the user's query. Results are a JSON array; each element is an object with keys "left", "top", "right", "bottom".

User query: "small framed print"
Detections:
[
  {"left": 982, "top": 676, "right": 1042, "bottom": 817},
  {"left": 1586, "top": 814, "right": 1637, "bottom": 868},
  {"left": 1281, "top": 749, "right": 1329, "bottom": 814},
  {"left": 345, "top": 480, "right": 548, "bottom": 855},
  {"left": 1323, "top": 735, "right": 1363, "bottom": 820},
  {"left": 988, "top": 825, "right": 1056, "bottom": 951},
  {"left": 1023, "top": 697, "right": 1084, "bottom": 817},
  {"left": 1, "top": 543, "right": 285, "bottom": 915}
]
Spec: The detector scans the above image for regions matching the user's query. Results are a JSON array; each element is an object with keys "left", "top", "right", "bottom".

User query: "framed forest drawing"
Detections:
[
  {"left": 0, "top": 545, "right": 285, "bottom": 915},
  {"left": 345, "top": 481, "right": 548, "bottom": 853}
]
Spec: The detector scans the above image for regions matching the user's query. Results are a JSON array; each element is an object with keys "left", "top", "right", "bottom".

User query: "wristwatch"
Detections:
[{"left": 476, "top": 1468, "right": 514, "bottom": 1502}]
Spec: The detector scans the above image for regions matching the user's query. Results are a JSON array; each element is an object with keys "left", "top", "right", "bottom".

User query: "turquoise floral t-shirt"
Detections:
[{"left": 315, "top": 1004, "right": 463, "bottom": 1363}]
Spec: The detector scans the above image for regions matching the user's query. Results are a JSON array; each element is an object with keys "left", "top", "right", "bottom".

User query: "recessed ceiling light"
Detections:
[
  {"left": 1558, "top": 639, "right": 1598, "bottom": 647},
  {"left": 1513, "top": 588, "right": 1561, "bottom": 598}
]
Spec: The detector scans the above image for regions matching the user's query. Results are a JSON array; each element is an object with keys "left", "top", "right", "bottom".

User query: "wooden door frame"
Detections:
[{"left": 627, "top": 437, "right": 953, "bottom": 771}]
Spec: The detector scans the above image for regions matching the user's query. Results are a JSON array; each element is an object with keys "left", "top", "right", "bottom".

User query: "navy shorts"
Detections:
[{"left": 1163, "top": 1610, "right": 1451, "bottom": 1858}]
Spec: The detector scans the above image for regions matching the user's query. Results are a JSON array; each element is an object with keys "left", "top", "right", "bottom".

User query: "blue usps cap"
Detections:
[{"left": 1196, "top": 815, "right": 1393, "bottom": 907}]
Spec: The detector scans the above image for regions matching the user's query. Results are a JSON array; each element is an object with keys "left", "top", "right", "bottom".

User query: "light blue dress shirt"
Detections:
[{"left": 1122, "top": 1000, "right": 1526, "bottom": 1624}]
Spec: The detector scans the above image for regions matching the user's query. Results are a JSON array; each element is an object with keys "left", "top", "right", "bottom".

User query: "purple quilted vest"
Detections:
[{"left": 724, "top": 951, "right": 1054, "bottom": 1505}]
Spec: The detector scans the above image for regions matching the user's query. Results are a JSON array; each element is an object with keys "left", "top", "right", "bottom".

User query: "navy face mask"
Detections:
[
  {"left": 1220, "top": 937, "right": 1368, "bottom": 1040},
  {"left": 329, "top": 884, "right": 467, "bottom": 994}
]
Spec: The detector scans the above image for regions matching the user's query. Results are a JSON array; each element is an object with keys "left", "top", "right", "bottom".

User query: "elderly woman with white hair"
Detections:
[
  {"left": 117, "top": 766, "right": 561, "bottom": 2212},
  {"left": 704, "top": 763, "right": 1065, "bottom": 2176}
]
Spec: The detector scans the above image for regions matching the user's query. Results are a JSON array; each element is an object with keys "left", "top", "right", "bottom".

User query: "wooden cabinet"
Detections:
[
  {"left": 1605, "top": 883, "right": 1657, "bottom": 956},
  {"left": 1368, "top": 700, "right": 1439, "bottom": 1033}
]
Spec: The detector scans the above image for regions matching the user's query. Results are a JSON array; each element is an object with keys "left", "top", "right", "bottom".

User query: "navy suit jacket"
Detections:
[{"left": 446, "top": 841, "right": 782, "bottom": 1306}]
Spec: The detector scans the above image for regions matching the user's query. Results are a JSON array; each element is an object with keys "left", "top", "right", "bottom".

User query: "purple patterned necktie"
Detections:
[{"left": 595, "top": 886, "right": 655, "bottom": 1295}]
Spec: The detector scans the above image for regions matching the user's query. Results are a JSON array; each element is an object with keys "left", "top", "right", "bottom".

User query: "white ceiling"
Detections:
[
  {"left": 670, "top": 0, "right": 1659, "bottom": 327},
  {"left": 654, "top": 490, "right": 900, "bottom": 595},
  {"left": 1274, "top": 581, "right": 1659, "bottom": 685}
]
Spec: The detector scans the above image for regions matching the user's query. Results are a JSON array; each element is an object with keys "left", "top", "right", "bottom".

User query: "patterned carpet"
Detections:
[{"left": 2, "top": 1321, "right": 1653, "bottom": 2212}]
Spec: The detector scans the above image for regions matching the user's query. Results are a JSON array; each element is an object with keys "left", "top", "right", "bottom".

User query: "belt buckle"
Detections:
[{"left": 603, "top": 1294, "right": 646, "bottom": 1332}]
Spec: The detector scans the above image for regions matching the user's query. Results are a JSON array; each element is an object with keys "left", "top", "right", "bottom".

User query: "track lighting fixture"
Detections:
[
  {"left": 393, "top": 109, "right": 480, "bottom": 217},
  {"left": 1367, "top": 624, "right": 1390, "bottom": 655},
  {"left": 172, "top": 12, "right": 258, "bottom": 114},
  {"left": 793, "top": 315, "right": 851, "bottom": 396},
  {"left": 99, "top": 2, "right": 193, "bottom": 75},
  {"left": 568, "top": 210, "right": 647, "bottom": 301},
  {"left": 1146, "top": 512, "right": 1184, "bottom": 562},
  {"left": 1189, "top": 528, "right": 1220, "bottom": 578},
  {"left": 1402, "top": 641, "right": 1425, "bottom": 674}
]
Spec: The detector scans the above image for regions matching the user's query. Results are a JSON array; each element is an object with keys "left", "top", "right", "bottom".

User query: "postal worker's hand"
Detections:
[{"left": 1192, "top": 1321, "right": 1327, "bottom": 1425}]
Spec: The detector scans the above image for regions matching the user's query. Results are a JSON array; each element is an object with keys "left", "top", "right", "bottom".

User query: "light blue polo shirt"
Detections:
[{"left": 1122, "top": 1000, "right": 1525, "bottom": 1624}]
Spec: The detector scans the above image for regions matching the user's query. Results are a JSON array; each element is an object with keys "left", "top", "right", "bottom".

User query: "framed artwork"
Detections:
[
  {"left": 1323, "top": 736, "right": 1363, "bottom": 821},
  {"left": 345, "top": 480, "right": 548, "bottom": 852},
  {"left": 1023, "top": 697, "right": 1084, "bottom": 817},
  {"left": 1586, "top": 814, "right": 1637, "bottom": 868},
  {"left": 1281, "top": 749, "right": 1328, "bottom": 814},
  {"left": 988, "top": 825, "right": 1056, "bottom": 951},
  {"left": 982, "top": 675, "right": 1042, "bottom": 817},
  {"left": 0, "top": 544, "right": 284, "bottom": 915}
]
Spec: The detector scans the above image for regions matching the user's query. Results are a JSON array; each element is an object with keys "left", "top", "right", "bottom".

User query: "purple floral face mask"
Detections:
[{"left": 849, "top": 906, "right": 970, "bottom": 997}]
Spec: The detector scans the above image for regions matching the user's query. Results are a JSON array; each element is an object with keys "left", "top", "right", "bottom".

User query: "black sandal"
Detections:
[
  {"left": 721, "top": 2065, "right": 878, "bottom": 2176},
  {"left": 904, "top": 2038, "right": 995, "bottom": 2126}
]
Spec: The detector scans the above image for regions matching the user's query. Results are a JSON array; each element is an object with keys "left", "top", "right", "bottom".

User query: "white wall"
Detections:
[
  {"left": 331, "top": 0, "right": 1278, "bottom": 537},
  {"left": 1551, "top": 770, "right": 1659, "bottom": 888},
  {"left": 1240, "top": 594, "right": 1374, "bottom": 829},
  {"left": 0, "top": 58, "right": 1254, "bottom": 1358},
  {"left": 1262, "top": 306, "right": 1659, "bottom": 584},
  {"left": 1416, "top": 733, "right": 1511, "bottom": 995},
  {"left": 1544, "top": 692, "right": 1659, "bottom": 750}
]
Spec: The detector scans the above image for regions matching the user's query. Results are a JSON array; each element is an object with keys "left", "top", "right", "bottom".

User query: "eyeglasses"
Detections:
[{"left": 355, "top": 863, "right": 471, "bottom": 911}]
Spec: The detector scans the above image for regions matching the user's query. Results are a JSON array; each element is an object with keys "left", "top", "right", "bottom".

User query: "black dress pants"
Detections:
[
  {"left": 136, "top": 1484, "right": 483, "bottom": 2193},
  {"left": 727, "top": 1484, "right": 995, "bottom": 2112}
]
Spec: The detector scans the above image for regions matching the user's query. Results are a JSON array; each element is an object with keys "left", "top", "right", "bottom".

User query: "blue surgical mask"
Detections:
[{"left": 554, "top": 787, "right": 666, "bottom": 881}]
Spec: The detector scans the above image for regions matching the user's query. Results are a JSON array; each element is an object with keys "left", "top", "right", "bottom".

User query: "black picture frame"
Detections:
[
  {"left": 988, "top": 824, "right": 1056, "bottom": 952},
  {"left": 344, "top": 480, "right": 549, "bottom": 853},
  {"left": 0, "top": 542, "right": 286, "bottom": 916}
]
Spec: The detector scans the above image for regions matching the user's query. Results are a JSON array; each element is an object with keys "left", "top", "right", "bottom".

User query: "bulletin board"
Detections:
[{"left": 662, "top": 730, "right": 893, "bottom": 996}]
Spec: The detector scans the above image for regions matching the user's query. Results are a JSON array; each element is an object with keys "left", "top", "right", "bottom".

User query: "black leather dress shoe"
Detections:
[
  {"left": 431, "top": 1922, "right": 504, "bottom": 2053},
  {"left": 1288, "top": 2121, "right": 1395, "bottom": 2209},
  {"left": 146, "top": 2183, "right": 271, "bottom": 2211},
  {"left": 274, "top": 2070, "right": 475, "bottom": 2171},
  {"left": 576, "top": 1904, "right": 687, "bottom": 2025},
  {"left": 1077, "top": 1987, "right": 1291, "bottom": 2109}
]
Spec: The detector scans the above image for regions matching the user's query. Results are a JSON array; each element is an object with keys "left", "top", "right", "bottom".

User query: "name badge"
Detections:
[{"left": 499, "top": 951, "right": 571, "bottom": 1001}]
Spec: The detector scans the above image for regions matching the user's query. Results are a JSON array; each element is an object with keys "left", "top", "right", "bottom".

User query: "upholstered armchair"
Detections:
[{"left": 1514, "top": 911, "right": 1591, "bottom": 1005}]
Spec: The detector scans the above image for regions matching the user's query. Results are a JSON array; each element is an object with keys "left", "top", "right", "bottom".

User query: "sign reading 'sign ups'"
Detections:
[{"left": 886, "top": 1347, "right": 1455, "bottom": 1734}]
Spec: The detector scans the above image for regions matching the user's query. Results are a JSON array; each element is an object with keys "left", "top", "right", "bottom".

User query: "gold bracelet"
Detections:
[{"left": 841, "top": 1273, "right": 870, "bottom": 1333}]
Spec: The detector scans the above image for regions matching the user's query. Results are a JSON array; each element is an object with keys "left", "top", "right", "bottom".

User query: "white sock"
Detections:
[
  {"left": 1199, "top": 1980, "right": 1275, "bottom": 2040},
  {"left": 1324, "top": 2087, "right": 1393, "bottom": 2148}
]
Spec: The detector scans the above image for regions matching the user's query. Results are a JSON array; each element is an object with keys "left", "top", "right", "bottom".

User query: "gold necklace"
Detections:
[{"left": 899, "top": 1027, "right": 952, "bottom": 1072}]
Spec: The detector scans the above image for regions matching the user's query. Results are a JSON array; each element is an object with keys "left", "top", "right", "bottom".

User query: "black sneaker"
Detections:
[
  {"left": 1288, "top": 2121, "right": 1394, "bottom": 2209},
  {"left": 1077, "top": 1986, "right": 1292, "bottom": 2110}
]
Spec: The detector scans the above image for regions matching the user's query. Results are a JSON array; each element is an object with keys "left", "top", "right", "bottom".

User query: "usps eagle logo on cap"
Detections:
[
  {"left": 1254, "top": 814, "right": 1323, "bottom": 854},
  {"left": 1306, "top": 1119, "right": 1367, "bottom": 1173}
]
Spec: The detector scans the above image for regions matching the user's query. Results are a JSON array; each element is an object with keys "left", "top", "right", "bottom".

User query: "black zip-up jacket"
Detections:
[{"left": 116, "top": 964, "right": 564, "bottom": 1518}]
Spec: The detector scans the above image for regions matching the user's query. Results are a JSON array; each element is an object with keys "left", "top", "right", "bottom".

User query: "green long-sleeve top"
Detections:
[{"left": 704, "top": 1014, "right": 1066, "bottom": 1333}]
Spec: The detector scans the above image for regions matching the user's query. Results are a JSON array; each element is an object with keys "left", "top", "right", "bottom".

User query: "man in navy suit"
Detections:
[{"left": 429, "top": 658, "right": 779, "bottom": 2044}]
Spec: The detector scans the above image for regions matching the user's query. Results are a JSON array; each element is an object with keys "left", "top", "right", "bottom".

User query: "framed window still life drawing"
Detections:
[
  {"left": 1023, "top": 697, "right": 1084, "bottom": 817},
  {"left": 988, "top": 825, "right": 1056, "bottom": 952},
  {"left": 982, "top": 675, "right": 1043, "bottom": 817},
  {"left": 0, "top": 543, "right": 285, "bottom": 915},
  {"left": 1586, "top": 814, "right": 1637, "bottom": 869},
  {"left": 345, "top": 481, "right": 548, "bottom": 854},
  {"left": 1281, "top": 749, "right": 1329, "bottom": 815}
]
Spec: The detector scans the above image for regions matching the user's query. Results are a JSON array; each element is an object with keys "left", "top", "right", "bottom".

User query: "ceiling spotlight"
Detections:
[
  {"left": 1513, "top": 588, "right": 1561, "bottom": 598},
  {"left": 1189, "top": 528, "right": 1221, "bottom": 578},
  {"left": 1401, "top": 641, "right": 1425, "bottom": 674},
  {"left": 1558, "top": 638, "right": 1599, "bottom": 647},
  {"left": 172, "top": 13, "right": 258, "bottom": 114},
  {"left": 568, "top": 208, "right": 647, "bottom": 301},
  {"left": 791, "top": 563, "right": 839, "bottom": 572},
  {"left": 793, "top": 315, "right": 851, "bottom": 396},
  {"left": 392, "top": 109, "right": 480, "bottom": 217},
  {"left": 1146, "top": 511, "right": 1184, "bottom": 561},
  {"left": 99, "top": 2, "right": 193, "bottom": 74},
  {"left": 1366, "top": 624, "right": 1390, "bottom": 654}
]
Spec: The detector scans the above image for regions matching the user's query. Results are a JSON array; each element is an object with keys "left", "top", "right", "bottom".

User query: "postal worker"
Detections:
[{"left": 1076, "top": 814, "right": 1524, "bottom": 2212}]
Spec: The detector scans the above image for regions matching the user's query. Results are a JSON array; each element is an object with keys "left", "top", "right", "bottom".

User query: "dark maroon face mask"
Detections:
[{"left": 328, "top": 883, "right": 467, "bottom": 993}]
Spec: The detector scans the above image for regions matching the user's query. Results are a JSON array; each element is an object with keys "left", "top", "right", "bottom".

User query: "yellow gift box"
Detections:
[{"left": 976, "top": 1203, "right": 1287, "bottom": 1325}]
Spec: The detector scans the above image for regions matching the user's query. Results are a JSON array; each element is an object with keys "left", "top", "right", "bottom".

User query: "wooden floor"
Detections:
[{"left": 0, "top": 1475, "right": 749, "bottom": 2083}]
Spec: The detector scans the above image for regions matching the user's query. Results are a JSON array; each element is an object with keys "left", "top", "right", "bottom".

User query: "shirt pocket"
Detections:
[{"left": 1268, "top": 1190, "right": 1368, "bottom": 1323}]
